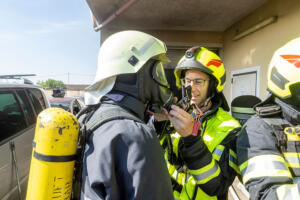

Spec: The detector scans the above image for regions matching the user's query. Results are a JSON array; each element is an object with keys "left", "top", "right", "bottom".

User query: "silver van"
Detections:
[{"left": 0, "top": 83, "right": 50, "bottom": 200}]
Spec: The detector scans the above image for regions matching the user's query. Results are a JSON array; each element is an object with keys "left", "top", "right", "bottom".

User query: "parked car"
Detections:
[
  {"left": 52, "top": 88, "right": 65, "bottom": 98},
  {"left": 0, "top": 82, "right": 50, "bottom": 200},
  {"left": 49, "top": 96, "right": 84, "bottom": 115}
]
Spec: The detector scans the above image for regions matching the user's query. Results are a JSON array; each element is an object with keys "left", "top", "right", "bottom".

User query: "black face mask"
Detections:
[
  {"left": 139, "top": 60, "right": 174, "bottom": 113},
  {"left": 113, "top": 59, "right": 174, "bottom": 113}
]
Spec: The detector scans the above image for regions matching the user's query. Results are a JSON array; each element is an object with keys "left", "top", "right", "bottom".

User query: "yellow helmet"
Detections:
[
  {"left": 267, "top": 37, "right": 300, "bottom": 99},
  {"left": 174, "top": 47, "right": 226, "bottom": 93}
]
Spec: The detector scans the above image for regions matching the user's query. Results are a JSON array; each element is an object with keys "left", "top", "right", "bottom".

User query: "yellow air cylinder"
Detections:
[{"left": 26, "top": 107, "right": 79, "bottom": 200}]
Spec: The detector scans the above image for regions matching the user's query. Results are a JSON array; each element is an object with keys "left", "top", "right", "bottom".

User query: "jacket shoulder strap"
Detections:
[
  {"left": 72, "top": 106, "right": 143, "bottom": 200},
  {"left": 85, "top": 107, "right": 144, "bottom": 132},
  {"left": 262, "top": 117, "right": 286, "bottom": 127},
  {"left": 261, "top": 117, "right": 288, "bottom": 150}
]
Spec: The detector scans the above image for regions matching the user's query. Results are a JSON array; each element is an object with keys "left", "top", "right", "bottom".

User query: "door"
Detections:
[
  {"left": 0, "top": 90, "right": 26, "bottom": 199},
  {"left": 231, "top": 66, "right": 260, "bottom": 103},
  {"left": 13, "top": 89, "right": 37, "bottom": 199}
]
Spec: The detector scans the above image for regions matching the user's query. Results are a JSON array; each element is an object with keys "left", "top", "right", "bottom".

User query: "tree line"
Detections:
[{"left": 37, "top": 79, "right": 66, "bottom": 89}]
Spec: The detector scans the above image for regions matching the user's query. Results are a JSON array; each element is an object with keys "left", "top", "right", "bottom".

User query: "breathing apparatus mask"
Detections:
[
  {"left": 113, "top": 59, "right": 174, "bottom": 113},
  {"left": 144, "top": 59, "right": 174, "bottom": 113}
]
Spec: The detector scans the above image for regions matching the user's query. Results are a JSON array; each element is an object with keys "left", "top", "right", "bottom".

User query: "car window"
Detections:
[
  {"left": 50, "top": 101, "right": 70, "bottom": 111},
  {"left": 27, "top": 88, "right": 46, "bottom": 116},
  {"left": 16, "top": 90, "right": 35, "bottom": 126},
  {"left": 0, "top": 91, "right": 26, "bottom": 142}
]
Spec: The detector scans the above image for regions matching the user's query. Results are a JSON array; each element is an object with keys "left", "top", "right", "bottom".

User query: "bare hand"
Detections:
[
  {"left": 168, "top": 105, "right": 194, "bottom": 137},
  {"left": 153, "top": 97, "right": 178, "bottom": 122},
  {"left": 153, "top": 108, "right": 169, "bottom": 122}
]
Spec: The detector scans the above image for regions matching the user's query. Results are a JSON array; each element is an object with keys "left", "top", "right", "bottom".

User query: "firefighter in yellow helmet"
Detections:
[
  {"left": 153, "top": 47, "right": 241, "bottom": 199},
  {"left": 237, "top": 37, "right": 300, "bottom": 200}
]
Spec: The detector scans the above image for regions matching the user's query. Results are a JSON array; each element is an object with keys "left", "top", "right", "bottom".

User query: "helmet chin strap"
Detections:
[
  {"left": 194, "top": 96, "right": 212, "bottom": 113},
  {"left": 201, "top": 96, "right": 212, "bottom": 108},
  {"left": 194, "top": 75, "right": 216, "bottom": 111}
]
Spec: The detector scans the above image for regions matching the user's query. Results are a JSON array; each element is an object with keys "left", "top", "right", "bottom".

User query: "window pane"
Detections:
[
  {"left": 16, "top": 90, "right": 35, "bottom": 126},
  {"left": 27, "top": 88, "right": 46, "bottom": 115},
  {"left": 0, "top": 91, "right": 26, "bottom": 142}
]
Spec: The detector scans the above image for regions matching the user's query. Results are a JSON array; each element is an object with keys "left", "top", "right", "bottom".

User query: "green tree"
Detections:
[{"left": 37, "top": 79, "right": 66, "bottom": 89}]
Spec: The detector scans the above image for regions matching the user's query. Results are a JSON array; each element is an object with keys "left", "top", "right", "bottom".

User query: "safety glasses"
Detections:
[{"left": 181, "top": 78, "right": 209, "bottom": 87}]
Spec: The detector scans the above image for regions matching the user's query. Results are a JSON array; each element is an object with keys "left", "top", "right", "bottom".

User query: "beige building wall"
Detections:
[
  {"left": 223, "top": 0, "right": 300, "bottom": 102},
  {"left": 101, "top": 29, "right": 223, "bottom": 47},
  {"left": 101, "top": 29, "right": 223, "bottom": 48},
  {"left": 101, "top": 0, "right": 300, "bottom": 104}
]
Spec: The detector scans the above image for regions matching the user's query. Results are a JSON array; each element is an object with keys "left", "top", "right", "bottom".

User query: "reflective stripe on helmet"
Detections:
[{"left": 239, "top": 154, "right": 292, "bottom": 184}]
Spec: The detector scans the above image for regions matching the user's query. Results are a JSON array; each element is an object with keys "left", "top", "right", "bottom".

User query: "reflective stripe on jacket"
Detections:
[
  {"left": 161, "top": 107, "right": 241, "bottom": 200},
  {"left": 237, "top": 114, "right": 300, "bottom": 200}
]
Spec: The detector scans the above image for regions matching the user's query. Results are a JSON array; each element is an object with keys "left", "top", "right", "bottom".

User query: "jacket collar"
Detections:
[
  {"left": 275, "top": 97, "right": 300, "bottom": 125},
  {"left": 254, "top": 93, "right": 300, "bottom": 125},
  {"left": 104, "top": 91, "right": 146, "bottom": 121}
]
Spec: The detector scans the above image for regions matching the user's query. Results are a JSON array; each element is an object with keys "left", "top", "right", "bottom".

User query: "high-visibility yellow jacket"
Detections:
[{"left": 160, "top": 107, "right": 241, "bottom": 200}]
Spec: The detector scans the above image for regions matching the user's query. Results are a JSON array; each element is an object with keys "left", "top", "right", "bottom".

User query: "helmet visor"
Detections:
[
  {"left": 287, "top": 83, "right": 300, "bottom": 110},
  {"left": 152, "top": 61, "right": 170, "bottom": 88}
]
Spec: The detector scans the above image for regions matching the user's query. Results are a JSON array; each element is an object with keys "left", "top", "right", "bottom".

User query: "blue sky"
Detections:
[{"left": 0, "top": 0, "right": 100, "bottom": 85}]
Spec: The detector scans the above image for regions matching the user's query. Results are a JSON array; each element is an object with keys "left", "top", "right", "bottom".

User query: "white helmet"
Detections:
[
  {"left": 85, "top": 30, "right": 170, "bottom": 105},
  {"left": 267, "top": 37, "right": 300, "bottom": 99}
]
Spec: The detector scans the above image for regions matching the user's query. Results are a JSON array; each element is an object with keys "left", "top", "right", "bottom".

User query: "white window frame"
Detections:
[{"left": 230, "top": 66, "right": 260, "bottom": 103}]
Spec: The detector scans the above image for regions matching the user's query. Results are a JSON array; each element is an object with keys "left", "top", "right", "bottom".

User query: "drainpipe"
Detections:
[{"left": 93, "top": 0, "right": 137, "bottom": 32}]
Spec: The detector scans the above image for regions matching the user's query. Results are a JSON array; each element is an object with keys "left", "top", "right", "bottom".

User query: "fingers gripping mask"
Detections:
[{"left": 139, "top": 60, "right": 174, "bottom": 112}]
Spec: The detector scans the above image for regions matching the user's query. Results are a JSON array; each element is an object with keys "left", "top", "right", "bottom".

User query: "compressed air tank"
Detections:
[{"left": 26, "top": 107, "right": 79, "bottom": 200}]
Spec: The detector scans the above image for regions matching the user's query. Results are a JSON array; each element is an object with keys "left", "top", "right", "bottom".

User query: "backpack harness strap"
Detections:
[
  {"left": 72, "top": 106, "right": 143, "bottom": 200},
  {"left": 261, "top": 117, "right": 288, "bottom": 152},
  {"left": 256, "top": 105, "right": 300, "bottom": 177},
  {"left": 256, "top": 105, "right": 287, "bottom": 151},
  {"left": 85, "top": 107, "right": 143, "bottom": 132}
]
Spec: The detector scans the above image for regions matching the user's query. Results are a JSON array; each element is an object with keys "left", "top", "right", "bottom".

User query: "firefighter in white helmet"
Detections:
[
  {"left": 79, "top": 30, "right": 174, "bottom": 200},
  {"left": 237, "top": 37, "right": 300, "bottom": 199}
]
